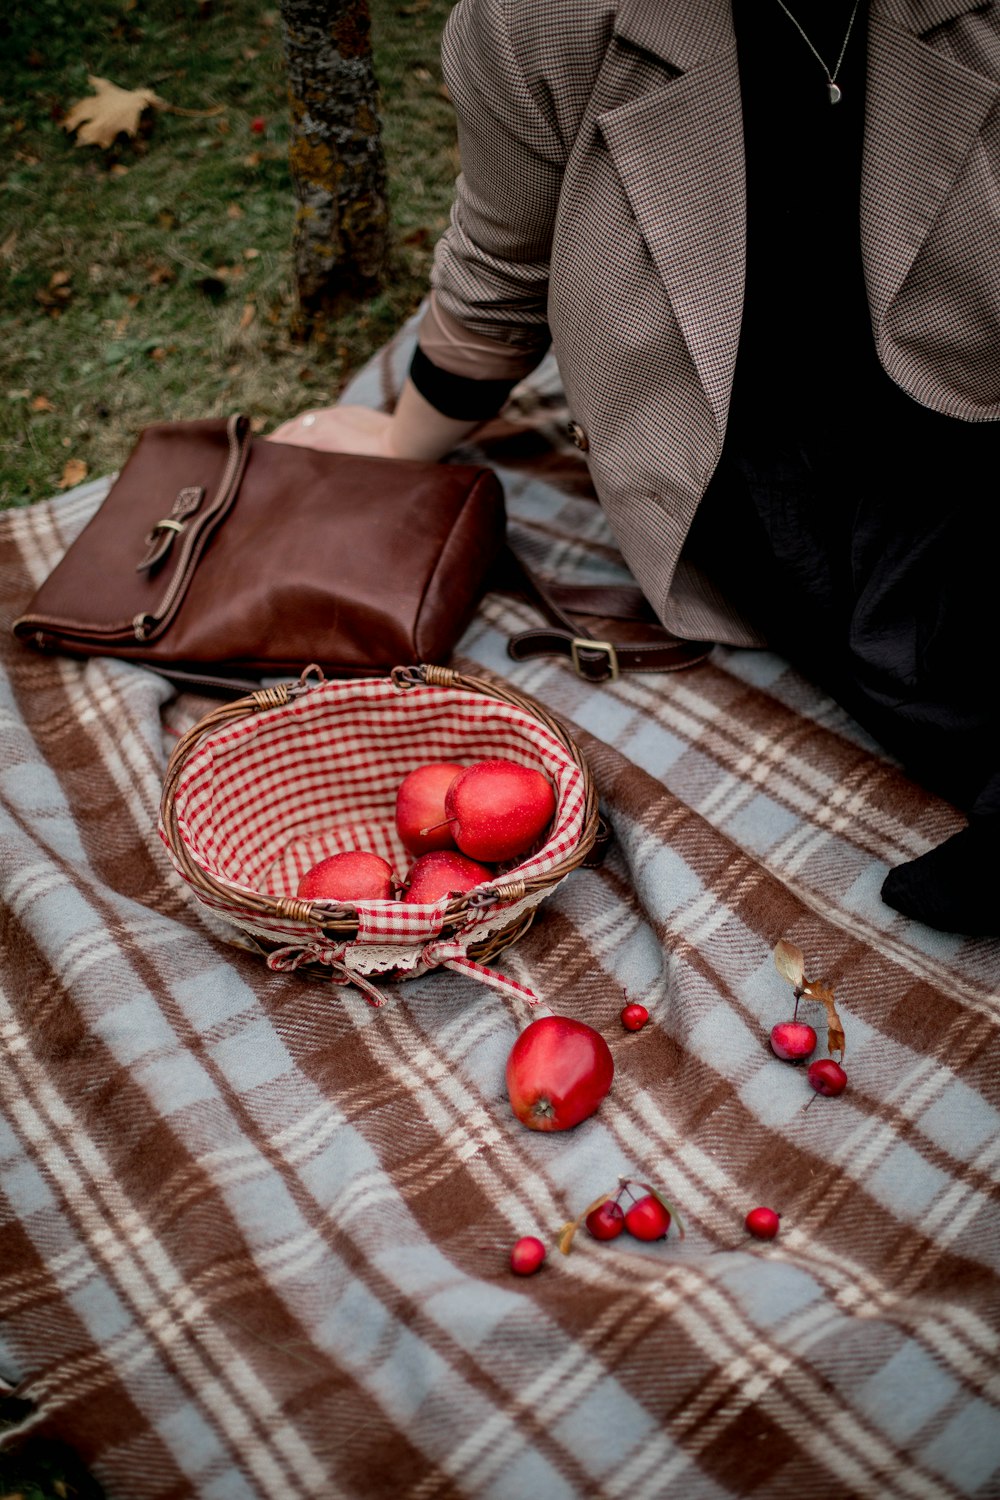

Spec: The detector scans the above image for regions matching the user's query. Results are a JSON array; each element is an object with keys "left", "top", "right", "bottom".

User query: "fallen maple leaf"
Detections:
[
  {"left": 59, "top": 458, "right": 88, "bottom": 489},
  {"left": 63, "top": 76, "right": 165, "bottom": 150}
]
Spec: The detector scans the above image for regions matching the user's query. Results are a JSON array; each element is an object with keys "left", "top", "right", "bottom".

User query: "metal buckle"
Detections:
[{"left": 570, "top": 637, "right": 619, "bottom": 682}]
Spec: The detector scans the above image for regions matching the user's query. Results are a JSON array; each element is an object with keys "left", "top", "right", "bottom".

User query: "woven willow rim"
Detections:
[{"left": 160, "top": 663, "right": 601, "bottom": 946}]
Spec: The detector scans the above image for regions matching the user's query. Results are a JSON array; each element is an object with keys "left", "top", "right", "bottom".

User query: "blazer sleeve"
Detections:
[{"left": 429, "top": 0, "right": 568, "bottom": 375}]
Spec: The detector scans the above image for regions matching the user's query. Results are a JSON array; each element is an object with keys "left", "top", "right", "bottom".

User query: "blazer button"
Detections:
[{"left": 567, "top": 420, "right": 589, "bottom": 452}]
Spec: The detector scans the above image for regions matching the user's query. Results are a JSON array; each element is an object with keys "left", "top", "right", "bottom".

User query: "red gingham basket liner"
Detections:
[{"left": 159, "top": 668, "right": 598, "bottom": 998}]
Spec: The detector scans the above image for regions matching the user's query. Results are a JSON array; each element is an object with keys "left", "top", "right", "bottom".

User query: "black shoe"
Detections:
[{"left": 881, "top": 817, "right": 1000, "bottom": 937}]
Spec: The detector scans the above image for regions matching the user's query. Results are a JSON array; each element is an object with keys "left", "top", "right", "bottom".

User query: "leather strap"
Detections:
[{"left": 497, "top": 548, "right": 713, "bottom": 682}]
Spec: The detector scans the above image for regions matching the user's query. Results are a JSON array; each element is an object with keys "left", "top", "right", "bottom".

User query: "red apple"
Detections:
[
  {"left": 770, "top": 1021, "right": 817, "bottom": 1062},
  {"left": 624, "top": 1195, "right": 672, "bottom": 1241},
  {"left": 506, "top": 1016, "right": 614, "bottom": 1132},
  {"left": 297, "top": 850, "right": 394, "bottom": 902},
  {"left": 510, "top": 1236, "right": 546, "bottom": 1275},
  {"left": 403, "top": 850, "right": 493, "bottom": 904},
  {"left": 444, "top": 759, "right": 556, "bottom": 863},
  {"left": 395, "top": 762, "right": 463, "bottom": 855}
]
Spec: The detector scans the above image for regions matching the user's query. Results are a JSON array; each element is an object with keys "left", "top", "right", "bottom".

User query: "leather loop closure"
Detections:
[
  {"left": 500, "top": 546, "right": 712, "bottom": 678},
  {"left": 136, "top": 486, "right": 206, "bottom": 573},
  {"left": 508, "top": 626, "right": 711, "bottom": 675}
]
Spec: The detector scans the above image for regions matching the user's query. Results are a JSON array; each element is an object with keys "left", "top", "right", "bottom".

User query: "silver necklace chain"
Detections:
[{"left": 773, "top": 0, "right": 863, "bottom": 103}]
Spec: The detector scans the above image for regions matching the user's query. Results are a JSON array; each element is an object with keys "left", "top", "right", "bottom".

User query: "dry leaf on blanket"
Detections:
[
  {"left": 774, "top": 939, "right": 806, "bottom": 990},
  {"left": 63, "top": 76, "right": 166, "bottom": 149},
  {"left": 558, "top": 1193, "right": 613, "bottom": 1255},
  {"left": 802, "top": 978, "right": 847, "bottom": 1059}
]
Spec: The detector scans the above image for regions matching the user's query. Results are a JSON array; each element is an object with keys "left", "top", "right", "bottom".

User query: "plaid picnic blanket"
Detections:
[{"left": 2, "top": 321, "right": 999, "bottom": 1499}]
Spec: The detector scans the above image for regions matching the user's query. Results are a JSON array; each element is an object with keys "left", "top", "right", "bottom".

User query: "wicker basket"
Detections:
[{"left": 159, "top": 664, "right": 600, "bottom": 1004}]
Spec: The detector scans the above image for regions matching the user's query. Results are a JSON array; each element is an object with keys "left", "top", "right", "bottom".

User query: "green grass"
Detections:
[{"left": 0, "top": 0, "right": 458, "bottom": 507}]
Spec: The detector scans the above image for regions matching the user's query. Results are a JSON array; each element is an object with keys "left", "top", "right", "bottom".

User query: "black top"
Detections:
[{"left": 728, "top": 0, "right": 874, "bottom": 438}]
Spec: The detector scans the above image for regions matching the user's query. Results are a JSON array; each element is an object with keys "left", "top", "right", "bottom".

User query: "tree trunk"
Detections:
[{"left": 279, "top": 0, "right": 389, "bottom": 337}]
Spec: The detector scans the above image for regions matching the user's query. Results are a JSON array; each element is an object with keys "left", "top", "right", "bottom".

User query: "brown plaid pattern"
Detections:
[
  {"left": 429, "top": 0, "right": 1000, "bottom": 642},
  {"left": 1, "top": 320, "right": 999, "bottom": 1496}
]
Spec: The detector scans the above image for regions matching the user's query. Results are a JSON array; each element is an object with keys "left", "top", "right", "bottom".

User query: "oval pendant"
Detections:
[{"left": 828, "top": 80, "right": 843, "bottom": 103}]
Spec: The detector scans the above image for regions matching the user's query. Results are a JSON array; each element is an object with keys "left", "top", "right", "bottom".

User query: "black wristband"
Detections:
[{"left": 408, "top": 344, "right": 519, "bottom": 421}]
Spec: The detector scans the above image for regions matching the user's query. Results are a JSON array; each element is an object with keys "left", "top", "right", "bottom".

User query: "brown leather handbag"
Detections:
[
  {"left": 13, "top": 412, "right": 711, "bottom": 691},
  {"left": 13, "top": 414, "right": 507, "bottom": 690}
]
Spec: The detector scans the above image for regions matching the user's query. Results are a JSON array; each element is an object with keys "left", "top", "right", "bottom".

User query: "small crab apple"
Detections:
[
  {"left": 402, "top": 850, "right": 492, "bottom": 904},
  {"left": 624, "top": 1194, "right": 672, "bottom": 1242},
  {"left": 559, "top": 1179, "right": 685, "bottom": 1254},
  {"left": 585, "top": 1199, "right": 626, "bottom": 1241},
  {"left": 297, "top": 850, "right": 394, "bottom": 902},
  {"left": 443, "top": 759, "right": 556, "bottom": 863},
  {"left": 620, "top": 1002, "right": 649, "bottom": 1032},
  {"left": 745, "top": 1206, "right": 781, "bottom": 1240},
  {"left": 807, "top": 1058, "right": 848, "bottom": 1097},
  {"left": 770, "top": 1020, "right": 817, "bottom": 1062},
  {"left": 395, "top": 762, "right": 462, "bottom": 855},
  {"left": 510, "top": 1236, "right": 546, "bottom": 1275}
]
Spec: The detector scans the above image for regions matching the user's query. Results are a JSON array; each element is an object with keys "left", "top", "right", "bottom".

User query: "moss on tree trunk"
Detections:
[{"left": 280, "top": 0, "right": 389, "bottom": 336}]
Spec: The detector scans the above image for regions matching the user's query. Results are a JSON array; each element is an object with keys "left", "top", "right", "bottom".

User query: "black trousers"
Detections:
[{"left": 689, "top": 416, "right": 1000, "bottom": 819}]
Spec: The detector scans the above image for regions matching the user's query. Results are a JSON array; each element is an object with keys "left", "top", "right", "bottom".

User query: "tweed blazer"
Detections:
[{"left": 428, "top": 0, "right": 1000, "bottom": 642}]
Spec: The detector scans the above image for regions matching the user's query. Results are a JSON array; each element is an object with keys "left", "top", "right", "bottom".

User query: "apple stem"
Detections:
[{"left": 419, "top": 817, "right": 455, "bottom": 838}]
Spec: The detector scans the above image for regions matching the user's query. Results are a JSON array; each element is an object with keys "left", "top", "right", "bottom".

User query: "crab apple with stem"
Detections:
[
  {"left": 624, "top": 1194, "right": 672, "bottom": 1241},
  {"left": 585, "top": 1199, "right": 626, "bottom": 1241},
  {"left": 434, "top": 758, "right": 557, "bottom": 863},
  {"left": 745, "top": 1206, "right": 781, "bottom": 1240},
  {"left": 807, "top": 1057, "right": 848, "bottom": 1098},
  {"left": 619, "top": 1179, "right": 684, "bottom": 1243},
  {"left": 620, "top": 1001, "right": 649, "bottom": 1032},
  {"left": 770, "top": 1020, "right": 817, "bottom": 1062},
  {"left": 510, "top": 1236, "right": 546, "bottom": 1275},
  {"left": 395, "top": 762, "right": 462, "bottom": 855}
]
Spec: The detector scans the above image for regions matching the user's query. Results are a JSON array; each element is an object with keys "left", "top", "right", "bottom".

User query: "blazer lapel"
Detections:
[
  {"left": 596, "top": 1, "right": 745, "bottom": 441},
  {"left": 863, "top": 0, "right": 1000, "bottom": 328}
]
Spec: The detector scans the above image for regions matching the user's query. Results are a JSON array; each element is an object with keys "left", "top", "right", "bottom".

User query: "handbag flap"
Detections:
[{"left": 13, "top": 415, "right": 251, "bottom": 646}]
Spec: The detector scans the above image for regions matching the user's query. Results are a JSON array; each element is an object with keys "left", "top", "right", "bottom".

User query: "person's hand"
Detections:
[{"left": 267, "top": 404, "right": 394, "bottom": 456}]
